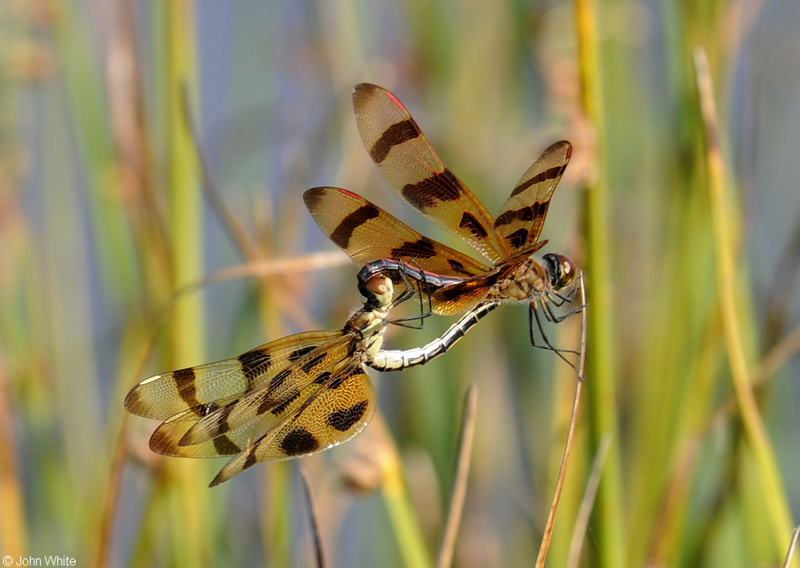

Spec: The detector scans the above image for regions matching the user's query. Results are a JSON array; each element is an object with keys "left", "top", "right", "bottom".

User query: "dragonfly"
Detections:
[
  {"left": 124, "top": 272, "right": 499, "bottom": 486},
  {"left": 304, "top": 83, "right": 579, "bottom": 348},
  {"left": 125, "top": 274, "right": 411, "bottom": 486}
]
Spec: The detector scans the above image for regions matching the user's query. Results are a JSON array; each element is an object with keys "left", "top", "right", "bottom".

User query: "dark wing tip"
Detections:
[
  {"left": 302, "top": 187, "right": 326, "bottom": 208},
  {"left": 549, "top": 140, "right": 573, "bottom": 162},
  {"left": 353, "top": 83, "right": 384, "bottom": 105},
  {"left": 353, "top": 82, "right": 381, "bottom": 94}
]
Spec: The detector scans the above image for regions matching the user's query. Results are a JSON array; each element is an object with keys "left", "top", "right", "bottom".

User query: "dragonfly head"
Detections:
[
  {"left": 359, "top": 274, "right": 395, "bottom": 308},
  {"left": 542, "top": 253, "right": 577, "bottom": 291}
]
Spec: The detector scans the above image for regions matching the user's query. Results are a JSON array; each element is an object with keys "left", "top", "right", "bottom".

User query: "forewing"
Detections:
[
  {"left": 210, "top": 365, "right": 376, "bottom": 486},
  {"left": 304, "top": 187, "right": 488, "bottom": 278},
  {"left": 494, "top": 140, "right": 572, "bottom": 251},
  {"left": 353, "top": 83, "right": 508, "bottom": 263},
  {"left": 124, "top": 330, "right": 341, "bottom": 420}
]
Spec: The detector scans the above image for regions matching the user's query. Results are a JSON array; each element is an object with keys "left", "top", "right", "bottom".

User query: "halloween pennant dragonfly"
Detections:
[
  {"left": 124, "top": 273, "right": 498, "bottom": 486},
  {"left": 304, "top": 83, "right": 579, "bottom": 338},
  {"left": 125, "top": 274, "right": 407, "bottom": 486}
]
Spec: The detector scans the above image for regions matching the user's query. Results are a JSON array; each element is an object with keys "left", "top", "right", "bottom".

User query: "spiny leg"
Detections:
[
  {"left": 386, "top": 263, "right": 434, "bottom": 330},
  {"left": 527, "top": 273, "right": 588, "bottom": 373},
  {"left": 542, "top": 273, "right": 587, "bottom": 324},
  {"left": 387, "top": 260, "right": 433, "bottom": 329},
  {"left": 546, "top": 285, "right": 578, "bottom": 309},
  {"left": 527, "top": 291, "right": 585, "bottom": 371}
]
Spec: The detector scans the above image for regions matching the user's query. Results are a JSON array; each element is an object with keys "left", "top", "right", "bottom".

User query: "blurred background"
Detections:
[{"left": 1, "top": 1, "right": 799, "bottom": 567}]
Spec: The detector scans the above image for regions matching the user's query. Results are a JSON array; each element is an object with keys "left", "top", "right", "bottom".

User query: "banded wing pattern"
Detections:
[
  {"left": 352, "top": 84, "right": 507, "bottom": 263},
  {"left": 305, "top": 83, "right": 577, "bottom": 317},
  {"left": 353, "top": 83, "right": 572, "bottom": 258},
  {"left": 125, "top": 275, "right": 397, "bottom": 487},
  {"left": 303, "top": 187, "right": 488, "bottom": 280}
]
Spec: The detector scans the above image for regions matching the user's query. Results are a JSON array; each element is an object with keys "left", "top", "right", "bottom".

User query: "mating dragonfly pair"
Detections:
[{"left": 124, "top": 84, "right": 581, "bottom": 487}]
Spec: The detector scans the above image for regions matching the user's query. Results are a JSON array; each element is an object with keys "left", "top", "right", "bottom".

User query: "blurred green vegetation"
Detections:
[{"left": 1, "top": 1, "right": 799, "bottom": 567}]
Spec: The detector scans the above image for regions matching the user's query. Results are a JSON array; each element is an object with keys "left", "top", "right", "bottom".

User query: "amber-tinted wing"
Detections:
[
  {"left": 426, "top": 274, "right": 497, "bottom": 316},
  {"left": 493, "top": 140, "right": 572, "bottom": 252},
  {"left": 124, "top": 330, "right": 341, "bottom": 421},
  {"left": 209, "top": 364, "right": 375, "bottom": 486},
  {"left": 353, "top": 83, "right": 509, "bottom": 264},
  {"left": 304, "top": 187, "right": 489, "bottom": 278},
  {"left": 127, "top": 331, "right": 377, "bottom": 486}
]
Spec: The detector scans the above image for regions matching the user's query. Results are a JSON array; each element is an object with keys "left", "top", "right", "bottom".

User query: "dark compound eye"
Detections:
[{"left": 543, "top": 253, "right": 577, "bottom": 289}]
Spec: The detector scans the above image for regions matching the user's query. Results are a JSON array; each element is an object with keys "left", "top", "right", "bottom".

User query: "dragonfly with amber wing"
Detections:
[
  {"left": 125, "top": 273, "right": 426, "bottom": 485},
  {"left": 304, "top": 83, "right": 580, "bottom": 355},
  {"left": 125, "top": 269, "right": 503, "bottom": 485}
]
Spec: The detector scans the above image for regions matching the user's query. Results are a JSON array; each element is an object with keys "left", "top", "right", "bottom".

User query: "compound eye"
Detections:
[
  {"left": 365, "top": 275, "right": 389, "bottom": 295},
  {"left": 363, "top": 274, "right": 394, "bottom": 305},
  {"left": 554, "top": 254, "right": 577, "bottom": 288},
  {"left": 543, "top": 253, "right": 577, "bottom": 290}
]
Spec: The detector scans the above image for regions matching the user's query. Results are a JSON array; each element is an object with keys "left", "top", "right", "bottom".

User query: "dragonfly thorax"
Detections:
[
  {"left": 489, "top": 252, "right": 576, "bottom": 303},
  {"left": 346, "top": 275, "right": 394, "bottom": 356},
  {"left": 490, "top": 256, "right": 548, "bottom": 302},
  {"left": 343, "top": 308, "right": 387, "bottom": 357}
]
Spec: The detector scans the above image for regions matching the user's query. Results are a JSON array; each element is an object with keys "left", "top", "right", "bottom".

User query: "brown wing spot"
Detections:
[
  {"left": 212, "top": 435, "right": 242, "bottom": 455},
  {"left": 300, "top": 353, "right": 327, "bottom": 374},
  {"left": 243, "top": 448, "right": 259, "bottom": 470},
  {"left": 174, "top": 368, "right": 199, "bottom": 408},
  {"left": 238, "top": 349, "right": 272, "bottom": 388},
  {"left": 280, "top": 428, "right": 320, "bottom": 456},
  {"left": 510, "top": 163, "right": 569, "bottom": 197},
  {"left": 447, "top": 259, "right": 476, "bottom": 277},
  {"left": 510, "top": 169, "right": 546, "bottom": 197},
  {"left": 495, "top": 205, "right": 534, "bottom": 228},
  {"left": 267, "top": 368, "right": 292, "bottom": 396},
  {"left": 459, "top": 211, "right": 489, "bottom": 239},
  {"left": 258, "top": 368, "right": 299, "bottom": 415},
  {"left": 288, "top": 345, "right": 317, "bottom": 362},
  {"left": 494, "top": 211, "right": 512, "bottom": 228},
  {"left": 505, "top": 228, "right": 529, "bottom": 250},
  {"left": 312, "top": 371, "right": 332, "bottom": 385},
  {"left": 370, "top": 119, "right": 421, "bottom": 164},
  {"left": 329, "top": 204, "right": 381, "bottom": 249},
  {"left": 270, "top": 391, "right": 300, "bottom": 416},
  {"left": 303, "top": 188, "right": 323, "bottom": 209},
  {"left": 498, "top": 202, "right": 548, "bottom": 231},
  {"left": 326, "top": 374, "right": 346, "bottom": 390},
  {"left": 214, "top": 403, "right": 235, "bottom": 435},
  {"left": 532, "top": 201, "right": 549, "bottom": 220},
  {"left": 390, "top": 237, "right": 437, "bottom": 260},
  {"left": 328, "top": 400, "right": 369, "bottom": 432},
  {"left": 402, "top": 170, "right": 462, "bottom": 210}
]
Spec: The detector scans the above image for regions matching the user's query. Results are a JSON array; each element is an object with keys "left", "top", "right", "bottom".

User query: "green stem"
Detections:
[
  {"left": 164, "top": 2, "right": 209, "bottom": 566},
  {"left": 574, "top": 0, "right": 626, "bottom": 565}
]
